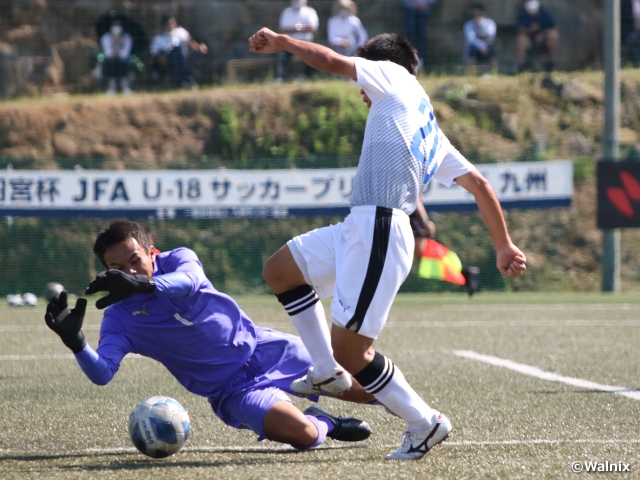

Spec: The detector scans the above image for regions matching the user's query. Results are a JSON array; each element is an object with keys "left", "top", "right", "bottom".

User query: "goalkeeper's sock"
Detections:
[
  {"left": 275, "top": 285, "right": 340, "bottom": 378},
  {"left": 314, "top": 415, "right": 336, "bottom": 434},
  {"left": 293, "top": 415, "right": 328, "bottom": 451}
]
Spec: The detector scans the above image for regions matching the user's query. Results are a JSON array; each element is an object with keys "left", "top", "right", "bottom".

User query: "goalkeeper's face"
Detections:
[{"left": 102, "top": 237, "right": 157, "bottom": 278}]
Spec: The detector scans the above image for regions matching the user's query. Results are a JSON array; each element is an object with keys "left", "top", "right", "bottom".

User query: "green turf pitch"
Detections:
[{"left": 1, "top": 293, "right": 639, "bottom": 479}]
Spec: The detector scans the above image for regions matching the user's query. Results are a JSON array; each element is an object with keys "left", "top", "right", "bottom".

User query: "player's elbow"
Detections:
[
  {"left": 88, "top": 373, "right": 112, "bottom": 386},
  {"left": 457, "top": 170, "right": 492, "bottom": 195}
]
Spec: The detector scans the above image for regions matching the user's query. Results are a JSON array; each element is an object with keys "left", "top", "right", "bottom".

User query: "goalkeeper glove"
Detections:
[
  {"left": 85, "top": 269, "right": 156, "bottom": 309},
  {"left": 44, "top": 290, "right": 87, "bottom": 353}
]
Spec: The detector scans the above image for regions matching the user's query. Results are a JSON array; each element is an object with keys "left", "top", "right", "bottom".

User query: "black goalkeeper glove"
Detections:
[
  {"left": 85, "top": 269, "right": 156, "bottom": 310},
  {"left": 44, "top": 290, "right": 87, "bottom": 353}
]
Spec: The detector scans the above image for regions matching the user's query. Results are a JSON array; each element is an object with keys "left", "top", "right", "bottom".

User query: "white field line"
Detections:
[
  {"left": 3, "top": 438, "right": 640, "bottom": 457},
  {"left": 386, "top": 320, "right": 640, "bottom": 328},
  {"left": 416, "top": 304, "right": 640, "bottom": 311},
  {"left": 453, "top": 350, "right": 640, "bottom": 401},
  {"left": 4, "top": 319, "right": 640, "bottom": 334}
]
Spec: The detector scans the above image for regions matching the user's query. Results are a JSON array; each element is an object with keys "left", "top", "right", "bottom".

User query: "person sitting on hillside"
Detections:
[
  {"left": 149, "top": 14, "right": 208, "bottom": 88},
  {"left": 100, "top": 19, "right": 133, "bottom": 96},
  {"left": 327, "top": 0, "right": 368, "bottom": 57},
  {"left": 276, "top": 0, "right": 319, "bottom": 82},
  {"left": 463, "top": 3, "right": 498, "bottom": 73},
  {"left": 516, "top": 0, "right": 559, "bottom": 73}
]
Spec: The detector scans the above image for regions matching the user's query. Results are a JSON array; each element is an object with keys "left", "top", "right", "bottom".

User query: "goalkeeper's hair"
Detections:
[
  {"left": 354, "top": 33, "right": 419, "bottom": 76},
  {"left": 93, "top": 220, "right": 151, "bottom": 268}
]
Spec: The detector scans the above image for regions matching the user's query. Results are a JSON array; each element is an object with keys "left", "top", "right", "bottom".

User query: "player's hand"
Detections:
[
  {"left": 496, "top": 244, "right": 527, "bottom": 278},
  {"left": 85, "top": 270, "right": 156, "bottom": 310},
  {"left": 249, "top": 28, "right": 282, "bottom": 55},
  {"left": 44, "top": 290, "right": 87, "bottom": 353}
]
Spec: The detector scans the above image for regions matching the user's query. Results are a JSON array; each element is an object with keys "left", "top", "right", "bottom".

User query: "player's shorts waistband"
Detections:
[{"left": 349, "top": 205, "right": 409, "bottom": 218}]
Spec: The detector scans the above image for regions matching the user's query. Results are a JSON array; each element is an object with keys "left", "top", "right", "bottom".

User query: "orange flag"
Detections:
[{"left": 418, "top": 239, "right": 466, "bottom": 286}]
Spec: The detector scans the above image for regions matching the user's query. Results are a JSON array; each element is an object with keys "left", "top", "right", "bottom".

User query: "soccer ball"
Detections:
[
  {"left": 44, "top": 282, "right": 65, "bottom": 302},
  {"left": 128, "top": 396, "right": 191, "bottom": 458}
]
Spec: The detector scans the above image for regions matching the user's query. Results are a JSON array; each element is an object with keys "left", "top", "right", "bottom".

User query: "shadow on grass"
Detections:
[{"left": 0, "top": 444, "right": 373, "bottom": 471}]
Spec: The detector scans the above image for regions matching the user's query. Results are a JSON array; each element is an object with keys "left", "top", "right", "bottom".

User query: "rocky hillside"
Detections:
[{"left": 2, "top": 70, "right": 639, "bottom": 169}]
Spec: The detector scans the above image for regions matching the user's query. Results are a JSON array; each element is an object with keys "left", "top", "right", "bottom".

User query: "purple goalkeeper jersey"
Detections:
[{"left": 93, "top": 248, "right": 257, "bottom": 398}]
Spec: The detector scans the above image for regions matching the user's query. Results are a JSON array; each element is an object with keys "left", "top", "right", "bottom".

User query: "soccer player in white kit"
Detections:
[{"left": 249, "top": 29, "right": 527, "bottom": 460}]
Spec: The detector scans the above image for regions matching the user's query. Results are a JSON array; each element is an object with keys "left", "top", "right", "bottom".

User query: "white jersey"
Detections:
[
  {"left": 150, "top": 27, "right": 191, "bottom": 56},
  {"left": 351, "top": 57, "right": 475, "bottom": 214}
]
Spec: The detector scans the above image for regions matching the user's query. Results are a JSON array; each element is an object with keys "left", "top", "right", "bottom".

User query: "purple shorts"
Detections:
[{"left": 207, "top": 327, "right": 318, "bottom": 440}]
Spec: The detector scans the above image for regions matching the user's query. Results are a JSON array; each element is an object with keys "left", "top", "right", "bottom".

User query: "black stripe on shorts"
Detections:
[{"left": 345, "top": 206, "right": 393, "bottom": 334}]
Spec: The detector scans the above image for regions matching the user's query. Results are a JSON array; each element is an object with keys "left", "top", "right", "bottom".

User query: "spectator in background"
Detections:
[
  {"left": 150, "top": 14, "right": 208, "bottom": 88},
  {"left": 621, "top": 0, "right": 640, "bottom": 67},
  {"left": 403, "top": 0, "right": 436, "bottom": 72},
  {"left": 277, "top": 0, "right": 319, "bottom": 82},
  {"left": 463, "top": 3, "right": 498, "bottom": 73},
  {"left": 327, "top": 0, "right": 368, "bottom": 57},
  {"left": 516, "top": 0, "right": 559, "bottom": 73},
  {"left": 100, "top": 19, "right": 133, "bottom": 96}
]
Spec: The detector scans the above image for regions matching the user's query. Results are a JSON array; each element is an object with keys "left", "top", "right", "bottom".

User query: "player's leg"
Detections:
[
  {"left": 264, "top": 400, "right": 372, "bottom": 447},
  {"left": 211, "top": 383, "right": 371, "bottom": 449},
  {"left": 263, "top": 226, "right": 352, "bottom": 395},
  {"left": 517, "top": 32, "right": 531, "bottom": 71},
  {"left": 251, "top": 325, "right": 374, "bottom": 404},
  {"left": 263, "top": 400, "right": 325, "bottom": 447},
  {"left": 330, "top": 206, "right": 451, "bottom": 460}
]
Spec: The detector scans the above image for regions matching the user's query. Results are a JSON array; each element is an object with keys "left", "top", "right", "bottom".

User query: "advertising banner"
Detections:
[{"left": 0, "top": 160, "right": 573, "bottom": 219}]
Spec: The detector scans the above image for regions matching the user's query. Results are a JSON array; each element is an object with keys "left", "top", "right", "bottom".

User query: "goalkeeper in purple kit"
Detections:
[{"left": 44, "top": 220, "right": 373, "bottom": 450}]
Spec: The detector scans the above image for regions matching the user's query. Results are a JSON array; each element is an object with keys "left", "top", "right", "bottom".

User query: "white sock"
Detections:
[
  {"left": 376, "top": 368, "right": 437, "bottom": 432},
  {"left": 358, "top": 355, "right": 437, "bottom": 432},
  {"left": 290, "top": 301, "right": 341, "bottom": 378}
]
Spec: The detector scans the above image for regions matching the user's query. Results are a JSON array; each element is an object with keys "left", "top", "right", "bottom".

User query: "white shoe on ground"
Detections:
[
  {"left": 22, "top": 293, "right": 37, "bottom": 306},
  {"left": 385, "top": 412, "right": 452, "bottom": 460},
  {"left": 290, "top": 366, "right": 352, "bottom": 396},
  {"left": 7, "top": 294, "right": 24, "bottom": 306}
]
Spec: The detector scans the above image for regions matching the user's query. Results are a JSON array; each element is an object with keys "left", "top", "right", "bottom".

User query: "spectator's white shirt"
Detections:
[
  {"left": 279, "top": 6, "right": 319, "bottom": 42},
  {"left": 150, "top": 27, "right": 191, "bottom": 55},
  {"left": 463, "top": 17, "right": 496, "bottom": 58},
  {"left": 327, "top": 13, "right": 368, "bottom": 56},
  {"left": 101, "top": 32, "right": 132, "bottom": 61}
]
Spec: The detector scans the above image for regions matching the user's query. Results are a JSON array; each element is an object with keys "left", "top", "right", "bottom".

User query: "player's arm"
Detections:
[
  {"left": 44, "top": 291, "right": 114, "bottom": 385},
  {"left": 86, "top": 248, "right": 208, "bottom": 309},
  {"left": 249, "top": 27, "right": 356, "bottom": 80},
  {"left": 454, "top": 170, "right": 526, "bottom": 278},
  {"left": 411, "top": 195, "right": 436, "bottom": 238}
]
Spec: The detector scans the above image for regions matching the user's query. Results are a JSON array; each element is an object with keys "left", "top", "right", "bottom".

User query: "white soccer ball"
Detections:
[
  {"left": 128, "top": 396, "right": 191, "bottom": 458},
  {"left": 44, "top": 282, "right": 65, "bottom": 302}
]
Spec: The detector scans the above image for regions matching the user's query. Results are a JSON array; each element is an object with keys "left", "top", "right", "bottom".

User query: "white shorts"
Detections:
[{"left": 287, "top": 205, "right": 414, "bottom": 339}]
